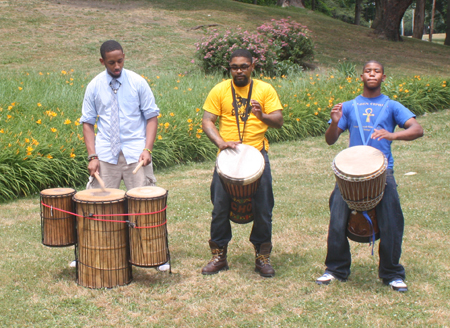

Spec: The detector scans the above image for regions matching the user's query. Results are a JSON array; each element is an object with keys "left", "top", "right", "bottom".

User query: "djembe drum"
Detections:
[
  {"left": 216, "top": 144, "right": 265, "bottom": 224},
  {"left": 40, "top": 188, "right": 77, "bottom": 247},
  {"left": 332, "top": 145, "right": 387, "bottom": 243},
  {"left": 126, "top": 186, "right": 169, "bottom": 267},
  {"left": 73, "top": 188, "right": 131, "bottom": 289}
]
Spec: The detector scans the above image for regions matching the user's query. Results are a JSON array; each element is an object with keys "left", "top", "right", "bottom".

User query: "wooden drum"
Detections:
[
  {"left": 216, "top": 144, "right": 265, "bottom": 224},
  {"left": 40, "top": 188, "right": 77, "bottom": 247},
  {"left": 332, "top": 145, "right": 387, "bottom": 243},
  {"left": 73, "top": 189, "right": 131, "bottom": 289},
  {"left": 126, "top": 186, "right": 169, "bottom": 267}
]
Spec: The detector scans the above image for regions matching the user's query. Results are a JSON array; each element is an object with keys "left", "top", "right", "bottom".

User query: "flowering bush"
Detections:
[{"left": 195, "top": 18, "right": 314, "bottom": 76}]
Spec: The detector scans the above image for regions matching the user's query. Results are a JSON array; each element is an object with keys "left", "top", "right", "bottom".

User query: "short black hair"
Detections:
[
  {"left": 100, "top": 40, "right": 123, "bottom": 59},
  {"left": 230, "top": 49, "right": 253, "bottom": 64},
  {"left": 363, "top": 60, "right": 384, "bottom": 74}
]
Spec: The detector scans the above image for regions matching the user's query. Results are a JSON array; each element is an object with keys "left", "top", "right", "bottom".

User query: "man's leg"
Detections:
[
  {"left": 377, "top": 171, "right": 406, "bottom": 283},
  {"left": 322, "top": 185, "right": 352, "bottom": 281}
]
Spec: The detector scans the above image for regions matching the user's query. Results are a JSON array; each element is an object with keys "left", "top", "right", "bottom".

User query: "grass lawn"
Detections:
[{"left": 1, "top": 109, "right": 449, "bottom": 327}]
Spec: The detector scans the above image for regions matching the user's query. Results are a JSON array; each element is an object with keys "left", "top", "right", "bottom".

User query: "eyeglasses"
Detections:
[{"left": 230, "top": 64, "right": 251, "bottom": 71}]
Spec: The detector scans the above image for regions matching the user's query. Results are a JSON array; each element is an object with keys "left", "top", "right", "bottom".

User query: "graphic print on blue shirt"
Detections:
[{"left": 337, "top": 94, "right": 415, "bottom": 169}]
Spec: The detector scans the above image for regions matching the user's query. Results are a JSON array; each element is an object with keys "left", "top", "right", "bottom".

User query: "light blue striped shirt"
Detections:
[{"left": 80, "top": 68, "right": 160, "bottom": 165}]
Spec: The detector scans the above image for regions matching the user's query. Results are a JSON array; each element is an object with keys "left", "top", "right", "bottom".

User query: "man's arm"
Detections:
[
  {"left": 250, "top": 100, "right": 283, "bottom": 129},
  {"left": 82, "top": 123, "right": 99, "bottom": 176},
  {"left": 202, "top": 111, "right": 240, "bottom": 150},
  {"left": 371, "top": 117, "right": 424, "bottom": 141},
  {"left": 325, "top": 103, "right": 344, "bottom": 145},
  {"left": 139, "top": 116, "right": 158, "bottom": 166}
]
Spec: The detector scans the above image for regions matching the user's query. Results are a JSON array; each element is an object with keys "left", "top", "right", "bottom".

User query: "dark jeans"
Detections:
[
  {"left": 210, "top": 150, "right": 274, "bottom": 250},
  {"left": 325, "top": 169, "right": 406, "bottom": 283}
]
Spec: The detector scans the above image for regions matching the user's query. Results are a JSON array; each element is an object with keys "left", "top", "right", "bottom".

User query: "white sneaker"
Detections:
[
  {"left": 156, "top": 261, "right": 170, "bottom": 272},
  {"left": 69, "top": 260, "right": 76, "bottom": 268},
  {"left": 388, "top": 279, "right": 408, "bottom": 292},
  {"left": 316, "top": 273, "right": 336, "bottom": 285}
]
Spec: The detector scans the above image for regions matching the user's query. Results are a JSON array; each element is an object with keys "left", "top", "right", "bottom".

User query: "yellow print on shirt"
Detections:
[
  {"left": 363, "top": 108, "right": 374, "bottom": 123},
  {"left": 231, "top": 95, "right": 251, "bottom": 121}
]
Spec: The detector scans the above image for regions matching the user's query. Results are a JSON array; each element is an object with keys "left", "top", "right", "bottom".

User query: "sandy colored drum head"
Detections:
[
  {"left": 40, "top": 188, "right": 76, "bottom": 196},
  {"left": 126, "top": 186, "right": 167, "bottom": 199},
  {"left": 334, "top": 145, "right": 386, "bottom": 178},
  {"left": 216, "top": 144, "right": 265, "bottom": 186},
  {"left": 73, "top": 188, "right": 125, "bottom": 202}
]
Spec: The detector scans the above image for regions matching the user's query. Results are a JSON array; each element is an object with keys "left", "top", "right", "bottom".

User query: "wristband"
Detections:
[
  {"left": 88, "top": 154, "right": 98, "bottom": 161},
  {"left": 143, "top": 148, "right": 152, "bottom": 154}
]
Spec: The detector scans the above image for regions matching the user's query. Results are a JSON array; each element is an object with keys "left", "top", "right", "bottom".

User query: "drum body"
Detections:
[
  {"left": 332, "top": 146, "right": 387, "bottom": 243},
  {"left": 40, "top": 188, "right": 77, "bottom": 247},
  {"left": 346, "top": 209, "right": 380, "bottom": 243},
  {"left": 126, "top": 186, "right": 169, "bottom": 267},
  {"left": 73, "top": 189, "right": 131, "bottom": 289},
  {"left": 216, "top": 144, "right": 265, "bottom": 224}
]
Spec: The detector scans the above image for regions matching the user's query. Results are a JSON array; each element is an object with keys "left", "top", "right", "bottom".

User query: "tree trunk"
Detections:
[
  {"left": 371, "top": 0, "right": 383, "bottom": 30},
  {"left": 355, "top": 0, "right": 363, "bottom": 25},
  {"left": 276, "top": 0, "right": 305, "bottom": 8},
  {"left": 413, "top": 0, "right": 425, "bottom": 39},
  {"left": 373, "top": 0, "right": 414, "bottom": 41},
  {"left": 445, "top": 0, "right": 450, "bottom": 46}
]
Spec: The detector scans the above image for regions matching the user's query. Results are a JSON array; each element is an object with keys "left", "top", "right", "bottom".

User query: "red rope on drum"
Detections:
[{"left": 40, "top": 202, "right": 168, "bottom": 224}]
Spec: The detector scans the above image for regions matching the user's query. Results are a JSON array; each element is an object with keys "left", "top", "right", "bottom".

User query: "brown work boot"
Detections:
[
  {"left": 201, "top": 240, "right": 229, "bottom": 275},
  {"left": 254, "top": 242, "right": 275, "bottom": 278}
]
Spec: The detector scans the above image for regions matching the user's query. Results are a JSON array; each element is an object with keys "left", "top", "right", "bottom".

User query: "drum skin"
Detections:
[
  {"left": 126, "top": 186, "right": 169, "bottom": 267},
  {"left": 216, "top": 144, "right": 265, "bottom": 224},
  {"left": 73, "top": 189, "right": 131, "bottom": 289},
  {"left": 40, "top": 188, "right": 77, "bottom": 247}
]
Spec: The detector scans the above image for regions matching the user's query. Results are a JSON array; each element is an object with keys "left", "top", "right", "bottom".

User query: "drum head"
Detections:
[
  {"left": 40, "top": 188, "right": 76, "bottom": 196},
  {"left": 73, "top": 188, "right": 125, "bottom": 202},
  {"left": 334, "top": 145, "right": 386, "bottom": 178},
  {"left": 216, "top": 144, "right": 265, "bottom": 185},
  {"left": 126, "top": 186, "right": 167, "bottom": 199}
]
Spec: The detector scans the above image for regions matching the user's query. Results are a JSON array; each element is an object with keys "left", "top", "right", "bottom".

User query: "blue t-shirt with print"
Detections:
[{"left": 337, "top": 94, "right": 415, "bottom": 169}]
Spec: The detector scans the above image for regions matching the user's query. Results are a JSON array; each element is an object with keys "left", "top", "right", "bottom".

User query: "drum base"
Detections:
[
  {"left": 229, "top": 197, "right": 254, "bottom": 224},
  {"left": 346, "top": 209, "right": 380, "bottom": 243}
]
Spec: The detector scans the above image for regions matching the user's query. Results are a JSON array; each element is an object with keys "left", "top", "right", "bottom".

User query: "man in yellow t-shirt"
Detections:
[{"left": 201, "top": 49, "right": 284, "bottom": 277}]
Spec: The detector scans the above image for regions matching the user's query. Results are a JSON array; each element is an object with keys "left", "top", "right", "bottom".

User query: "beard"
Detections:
[{"left": 233, "top": 75, "right": 249, "bottom": 87}]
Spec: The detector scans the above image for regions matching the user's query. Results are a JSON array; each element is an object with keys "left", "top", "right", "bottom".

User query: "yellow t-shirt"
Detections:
[{"left": 203, "top": 79, "right": 283, "bottom": 151}]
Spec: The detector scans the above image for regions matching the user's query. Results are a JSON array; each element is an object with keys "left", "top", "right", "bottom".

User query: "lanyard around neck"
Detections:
[
  {"left": 353, "top": 98, "right": 389, "bottom": 146},
  {"left": 231, "top": 80, "right": 253, "bottom": 143}
]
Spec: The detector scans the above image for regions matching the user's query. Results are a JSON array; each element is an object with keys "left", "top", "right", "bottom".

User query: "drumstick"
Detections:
[
  {"left": 132, "top": 161, "right": 144, "bottom": 174},
  {"left": 93, "top": 172, "right": 106, "bottom": 192}
]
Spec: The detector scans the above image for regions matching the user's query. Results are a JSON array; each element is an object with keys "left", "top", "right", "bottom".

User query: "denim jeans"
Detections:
[
  {"left": 325, "top": 169, "right": 406, "bottom": 283},
  {"left": 209, "top": 149, "right": 274, "bottom": 250}
]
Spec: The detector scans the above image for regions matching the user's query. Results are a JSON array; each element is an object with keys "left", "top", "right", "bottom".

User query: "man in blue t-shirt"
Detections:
[{"left": 316, "top": 61, "right": 423, "bottom": 292}]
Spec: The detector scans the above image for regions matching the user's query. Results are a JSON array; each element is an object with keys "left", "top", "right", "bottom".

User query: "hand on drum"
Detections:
[
  {"left": 218, "top": 141, "right": 241, "bottom": 150},
  {"left": 330, "top": 103, "right": 343, "bottom": 123},
  {"left": 371, "top": 128, "right": 395, "bottom": 141}
]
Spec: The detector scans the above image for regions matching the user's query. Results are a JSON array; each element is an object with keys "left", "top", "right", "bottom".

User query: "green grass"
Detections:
[
  {"left": 1, "top": 110, "right": 449, "bottom": 327},
  {"left": 1, "top": 0, "right": 450, "bottom": 76}
]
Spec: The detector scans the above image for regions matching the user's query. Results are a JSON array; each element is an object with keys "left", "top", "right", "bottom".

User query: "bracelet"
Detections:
[
  {"left": 143, "top": 148, "right": 152, "bottom": 154},
  {"left": 88, "top": 154, "right": 98, "bottom": 161}
]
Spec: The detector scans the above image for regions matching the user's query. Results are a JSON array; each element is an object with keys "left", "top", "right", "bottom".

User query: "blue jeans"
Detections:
[
  {"left": 209, "top": 150, "right": 274, "bottom": 250},
  {"left": 325, "top": 170, "right": 406, "bottom": 283}
]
